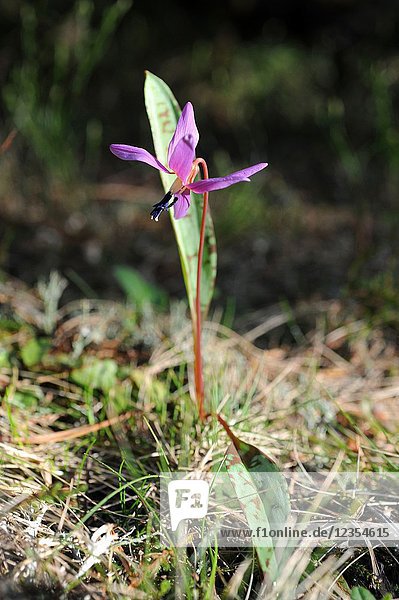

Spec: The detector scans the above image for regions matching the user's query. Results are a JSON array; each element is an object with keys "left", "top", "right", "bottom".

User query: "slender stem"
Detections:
[{"left": 191, "top": 158, "right": 209, "bottom": 421}]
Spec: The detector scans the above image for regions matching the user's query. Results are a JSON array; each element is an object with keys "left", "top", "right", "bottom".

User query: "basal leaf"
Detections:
[
  {"left": 144, "top": 71, "right": 217, "bottom": 319},
  {"left": 218, "top": 415, "right": 290, "bottom": 578},
  {"left": 224, "top": 440, "right": 278, "bottom": 579}
]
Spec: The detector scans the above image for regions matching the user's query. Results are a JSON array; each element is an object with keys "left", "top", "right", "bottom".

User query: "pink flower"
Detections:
[{"left": 110, "top": 102, "right": 268, "bottom": 220}]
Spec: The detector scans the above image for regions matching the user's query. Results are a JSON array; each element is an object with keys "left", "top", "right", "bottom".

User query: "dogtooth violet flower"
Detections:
[{"left": 110, "top": 102, "right": 268, "bottom": 221}]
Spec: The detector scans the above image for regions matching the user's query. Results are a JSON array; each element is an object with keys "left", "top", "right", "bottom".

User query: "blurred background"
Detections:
[{"left": 1, "top": 0, "right": 399, "bottom": 325}]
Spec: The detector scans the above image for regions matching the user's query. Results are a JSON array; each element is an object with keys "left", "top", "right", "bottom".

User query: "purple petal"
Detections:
[
  {"left": 168, "top": 134, "right": 195, "bottom": 183},
  {"left": 187, "top": 162, "right": 268, "bottom": 194},
  {"left": 110, "top": 144, "right": 172, "bottom": 174},
  {"left": 167, "top": 102, "right": 199, "bottom": 167},
  {"left": 173, "top": 191, "right": 191, "bottom": 219}
]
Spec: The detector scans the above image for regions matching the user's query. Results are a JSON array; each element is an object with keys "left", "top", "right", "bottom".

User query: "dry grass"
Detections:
[{"left": 0, "top": 277, "right": 398, "bottom": 598}]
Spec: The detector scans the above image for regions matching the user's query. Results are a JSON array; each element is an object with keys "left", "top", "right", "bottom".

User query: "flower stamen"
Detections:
[{"left": 150, "top": 191, "right": 178, "bottom": 221}]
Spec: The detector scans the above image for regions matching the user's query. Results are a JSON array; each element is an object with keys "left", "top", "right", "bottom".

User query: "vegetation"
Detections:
[
  {"left": 1, "top": 1, "right": 399, "bottom": 598},
  {"left": 1, "top": 275, "right": 399, "bottom": 598}
]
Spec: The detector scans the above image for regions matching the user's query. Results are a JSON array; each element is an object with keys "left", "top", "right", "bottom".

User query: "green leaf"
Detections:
[
  {"left": 159, "top": 579, "right": 172, "bottom": 596},
  {"left": 218, "top": 415, "right": 290, "bottom": 579},
  {"left": 71, "top": 358, "right": 118, "bottom": 392},
  {"left": 144, "top": 71, "right": 217, "bottom": 319},
  {"left": 20, "top": 336, "right": 45, "bottom": 367},
  {"left": 13, "top": 391, "right": 40, "bottom": 409},
  {"left": 0, "top": 349, "right": 10, "bottom": 368},
  {"left": 351, "top": 587, "right": 378, "bottom": 600},
  {"left": 114, "top": 265, "right": 167, "bottom": 308}
]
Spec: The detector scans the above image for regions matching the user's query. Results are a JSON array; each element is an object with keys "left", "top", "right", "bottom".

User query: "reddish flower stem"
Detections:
[{"left": 190, "top": 158, "right": 209, "bottom": 421}]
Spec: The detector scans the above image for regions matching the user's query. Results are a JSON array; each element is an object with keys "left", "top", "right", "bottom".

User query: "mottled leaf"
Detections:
[{"left": 219, "top": 414, "right": 290, "bottom": 578}]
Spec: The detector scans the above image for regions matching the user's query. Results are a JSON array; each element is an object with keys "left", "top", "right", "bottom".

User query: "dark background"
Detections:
[{"left": 1, "top": 0, "right": 399, "bottom": 320}]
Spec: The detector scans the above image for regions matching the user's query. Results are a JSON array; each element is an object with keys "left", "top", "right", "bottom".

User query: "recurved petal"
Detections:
[
  {"left": 187, "top": 162, "right": 268, "bottom": 194},
  {"left": 173, "top": 191, "right": 191, "bottom": 219},
  {"left": 167, "top": 102, "right": 199, "bottom": 166},
  {"left": 110, "top": 144, "right": 172, "bottom": 174},
  {"left": 168, "top": 134, "right": 196, "bottom": 183}
]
